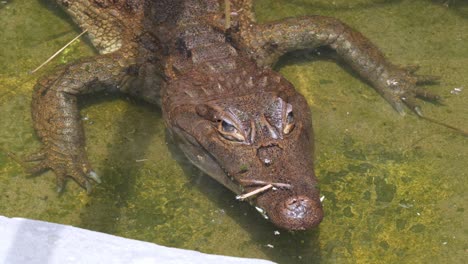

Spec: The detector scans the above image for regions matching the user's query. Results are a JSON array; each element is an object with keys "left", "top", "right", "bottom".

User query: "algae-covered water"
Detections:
[{"left": 0, "top": 0, "right": 467, "bottom": 263}]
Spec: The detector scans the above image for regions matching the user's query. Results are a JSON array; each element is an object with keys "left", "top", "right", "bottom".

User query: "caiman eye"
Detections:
[
  {"left": 283, "top": 111, "right": 295, "bottom": 135},
  {"left": 218, "top": 120, "right": 246, "bottom": 142}
]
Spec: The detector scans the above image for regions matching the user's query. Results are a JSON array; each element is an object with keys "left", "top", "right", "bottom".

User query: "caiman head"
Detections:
[{"left": 162, "top": 65, "right": 323, "bottom": 230}]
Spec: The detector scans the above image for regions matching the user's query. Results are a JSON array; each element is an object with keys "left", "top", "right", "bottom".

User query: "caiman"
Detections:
[{"left": 29, "top": 0, "right": 441, "bottom": 230}]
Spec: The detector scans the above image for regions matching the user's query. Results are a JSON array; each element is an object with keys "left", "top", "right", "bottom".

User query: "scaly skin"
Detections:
[{"left": 28, "top": 0, "right": 440, "bottom": 230}]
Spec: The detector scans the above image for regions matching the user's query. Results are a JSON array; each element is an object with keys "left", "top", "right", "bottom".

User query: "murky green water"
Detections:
[{"left": 0, "top": 0, "right": 466, "bottom": 263}]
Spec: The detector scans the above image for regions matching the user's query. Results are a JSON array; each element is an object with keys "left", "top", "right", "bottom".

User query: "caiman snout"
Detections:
[{"left": 270, "top": 195, "right": 323, "bottom": 230}]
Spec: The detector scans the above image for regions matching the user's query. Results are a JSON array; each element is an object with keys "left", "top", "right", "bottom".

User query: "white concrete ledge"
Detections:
[{"left": 0, "top": 216, "right": 275, "bottom": 264}]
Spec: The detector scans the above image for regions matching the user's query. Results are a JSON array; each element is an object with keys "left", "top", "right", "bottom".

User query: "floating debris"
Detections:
[
  {"left": 236, "top": 184, "right": 273, "bottom": 201},
  {"left": 30, "top": 29, "right": 88, "bottom": 74},
  {"left": 238, "top": 179, "right": 292, "bottom": 189},
  {"left": 398, "top": 203, "right": 413, "bottom": 209},
  {"left": 450, "top": 86, "right": 463, "bottom": 95}
]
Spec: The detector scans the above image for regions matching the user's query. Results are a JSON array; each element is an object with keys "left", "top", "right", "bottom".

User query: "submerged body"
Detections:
[{"left": 29, "top": 0, "right": 439, "bottom": 230}]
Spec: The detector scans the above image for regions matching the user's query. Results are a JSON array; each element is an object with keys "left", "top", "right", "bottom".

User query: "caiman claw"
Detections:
[
  {"left": 24, "top": 149, "right": 100, "bottom": 193},
  {"left": 381, "top": 65, "right": 441, "bottom": 117}
]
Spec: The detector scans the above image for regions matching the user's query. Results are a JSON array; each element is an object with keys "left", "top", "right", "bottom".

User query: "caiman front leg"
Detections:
[
  {"left": 239, "top": 16, "right": 440, "bottom": 115},
  {"left": 29, "top": 53, "right": 133, "bottom": 192}
]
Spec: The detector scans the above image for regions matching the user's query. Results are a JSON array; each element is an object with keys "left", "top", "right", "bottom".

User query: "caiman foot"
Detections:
[
  {"left": 381, "top": 65, "right": 441, "bottom": 117},
  {"left": 23, "top": 149, "right": 101, "bottom": 193}
]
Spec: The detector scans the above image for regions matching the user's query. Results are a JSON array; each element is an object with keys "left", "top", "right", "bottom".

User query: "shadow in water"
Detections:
[
  {"left": 36, "top": 0, "right": 98, "bottom": 51},
  {"left": 66, "top": 90, "right": 321, "bottom": 263},
  {"left": 166, "top": 138, "right": 322, "bottom": 264},
  {"left": 77, "top": 94, "right": 160, "bottom": 235}
]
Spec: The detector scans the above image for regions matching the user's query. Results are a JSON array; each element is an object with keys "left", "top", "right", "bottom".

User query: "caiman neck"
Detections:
[{"left": 150, "top": 1, "right": 240, "bottom": 79}]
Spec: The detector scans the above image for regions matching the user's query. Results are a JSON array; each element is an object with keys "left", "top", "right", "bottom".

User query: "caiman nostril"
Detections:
[
  {"left": 274, "top": 195, "right": 323, "bottom": 230},
  {"left": 284, "top": 196, "right": 311, "bottom": 219}
]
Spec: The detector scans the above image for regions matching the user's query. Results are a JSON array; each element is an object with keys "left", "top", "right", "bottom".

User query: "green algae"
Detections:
[{"left": 0, "top": 0, "right": 467, "bottom": 263}]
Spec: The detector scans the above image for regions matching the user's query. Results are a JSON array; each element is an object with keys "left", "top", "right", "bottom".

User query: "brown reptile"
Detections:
[{"left": 28, "top": 0, "right": 441, "bottom": 230}]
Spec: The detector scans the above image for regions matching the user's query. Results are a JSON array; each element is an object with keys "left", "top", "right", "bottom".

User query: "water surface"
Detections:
[{"left": 0, "top": 0, "right": 466, "bottom": 263}]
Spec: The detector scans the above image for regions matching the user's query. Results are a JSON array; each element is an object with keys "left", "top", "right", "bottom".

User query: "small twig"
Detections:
[
  {"left": 30, "top": 29, "right": 88, "bottom": 74},
  {"left": 236, "top": 184, "right": 273, "bottom": 201},
  {"left": 224, "top": 0, "right": 231, "bottom": 29},
  {"left": 239, "top": 179, "right": 292, "bottom": 189}
]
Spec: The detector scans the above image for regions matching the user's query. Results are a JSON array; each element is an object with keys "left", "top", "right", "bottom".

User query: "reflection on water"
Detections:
[{"left": 0, "top": 0, "right": 466, "bottom": 263}]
